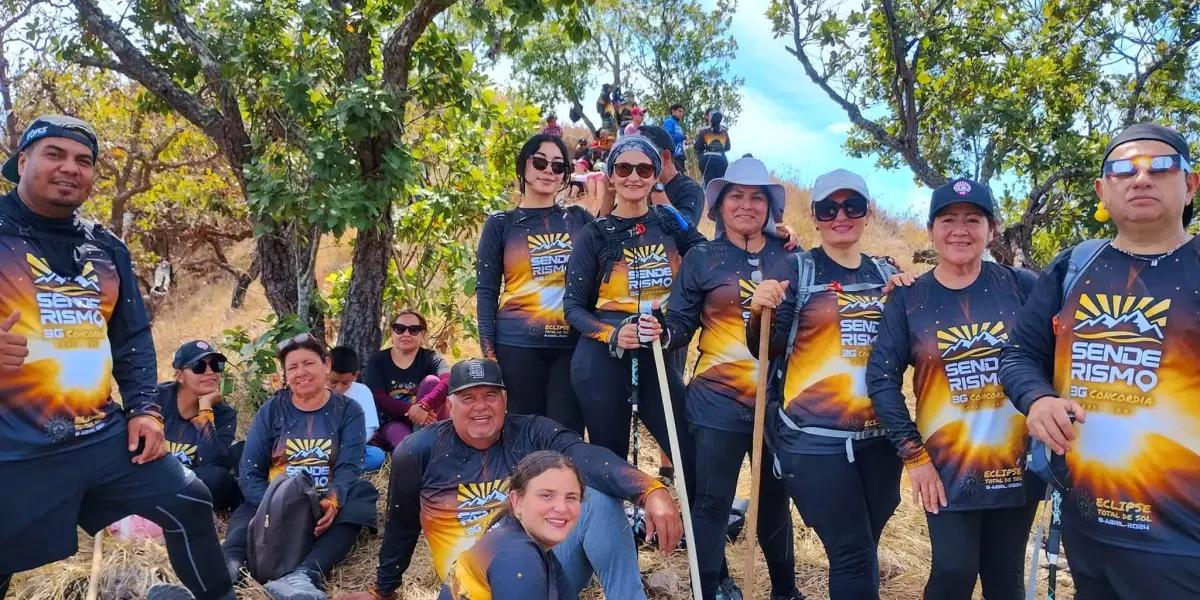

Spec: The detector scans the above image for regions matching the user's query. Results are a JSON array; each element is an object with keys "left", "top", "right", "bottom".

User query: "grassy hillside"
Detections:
[{"left": 9, "top": 177, "right": 1072, "bottom": 600}]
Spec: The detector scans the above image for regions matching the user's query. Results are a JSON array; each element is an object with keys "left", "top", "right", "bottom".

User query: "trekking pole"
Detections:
[
  {"left": 742, "top": 307, "right": 773, "bottom": 599},
  {"left": 630, "top": 328, "right": 643, "bottom": 531},
  {"left": 86, "top": 530, "right": 104, "bottom": 600},
  {"left": 650, "top": 337, "right": 702, "bottom": 600},
  {"left": 1046, "top": 489, "right": 1064, "bottom": 599}
]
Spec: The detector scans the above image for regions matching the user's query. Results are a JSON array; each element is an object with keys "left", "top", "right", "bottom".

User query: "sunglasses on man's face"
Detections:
[
  {"left": 812, "top": 195, "right": 869, "bottom": 222},
  {"left": 392, "top": 323, "right": 425, "bottom": 336},
  {"left": 1102, "top": 153, "right": 1192, "bottom": 178},
  {"left": 190, "top": 358, "right": 226, "bottom": 375},
  {"left": 613, "top": 162, "right": 656, "bottom": 179},
  {"left": 530, "top": 156, "right": 568, "bottom": 175}
]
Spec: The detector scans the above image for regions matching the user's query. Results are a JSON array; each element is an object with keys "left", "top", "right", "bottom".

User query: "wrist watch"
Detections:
[{"left": 652, "top": 183, "right": 666, "bottom": 194}]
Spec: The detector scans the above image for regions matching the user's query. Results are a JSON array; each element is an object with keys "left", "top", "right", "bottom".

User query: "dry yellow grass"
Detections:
[{"left": 9, "top": 180, "right": 1073, "bottom": 600}]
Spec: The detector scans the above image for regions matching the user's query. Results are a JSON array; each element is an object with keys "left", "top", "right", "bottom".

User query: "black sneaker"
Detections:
[
  {"left": 716, "top": 577, "right": 743, "bottom": 600},
  {"left": 146, "top": 584, "right": 195, "bottom": 600},
  {"left": 771, "top": 587, "right": 807, "bottom": 600}
]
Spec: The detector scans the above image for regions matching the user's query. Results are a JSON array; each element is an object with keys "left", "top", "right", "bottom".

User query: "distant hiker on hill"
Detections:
[
  {"left": 747, "top": 169, "right": 903, "bottom": 600},
  {"left": 224, "top": 334, "right": 378, "bottom": 600},
  {"left": 597, "top": 84, "right": 617, "bottom": 131},
  {"left": 1000, "top": 123, "right": 1200, "bottom": 600},
  {"left": 868, "top": 178, "right": 1041, "bottom": 600},
  {"left": 623, "top": 107, "right": 646, "bottom": 137},
  {"left": 363, "top": 309, "right": 450, "bottom": 452},
  {"left": 640, "top": 155, "right": 805, "bottom": 600},
  {"left": 0, "top": 115, "right": 235, "bottom": 600},
  {"left": 541, "top": 114, "right": 564, "bottom": 138},
  {"left": 663, "top": 104, "right": 688, "bottom": 173},
  {"left": 159, "top": 340, "right": 242, "bottom": 511},
  {"left": 694, "top": 111, "right": 731, "bottom": 186},
  {"left": 475, "top": 134, "right": 592, "bottom": 434},
  {"left": 346, "top": 358, "right": 682, "bottom": 600}
]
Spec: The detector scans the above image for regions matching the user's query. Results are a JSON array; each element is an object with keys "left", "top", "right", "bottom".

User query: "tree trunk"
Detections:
[
  {"left": 231, "top": 252, "right": 261, "bottom": 309},
  {"left": 338, "top": 223, "right": 392, "bottom": 369}
]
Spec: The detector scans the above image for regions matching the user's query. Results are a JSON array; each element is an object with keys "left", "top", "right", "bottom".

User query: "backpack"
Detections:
[
  {"left": 247, "top": 469, "right": 322, "bottom": 583},
  {"left": 1025, "top": 239, "right": 1110, "bottom": 486},
  {"left": 771, "top": 251, "right": 899, "bottom": 462},
  {"left": 595, "top": 204, "right": 692, "bottom": 283}
]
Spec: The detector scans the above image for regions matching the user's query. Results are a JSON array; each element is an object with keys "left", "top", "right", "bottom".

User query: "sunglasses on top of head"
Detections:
[
  {"left": 613, "top": 162, "right": 656, "bottom": 179},
  {"left": 812, "top": 195, "right": 869, "bottom": 222},
  {"left": 1102, "top": 153, "right": 1192, "bottom": 178},
  {"left": 277, "top": 332, "right": 318, "bottom": 352},
  {"left": 392, "top": 323, "right": 425, "bottom": 336},
  {"left": 530, "top": 156, "right": 568, "bottom": 175},
  {"left": 190, "top": 357, "right": 226, "bottom": 375}
]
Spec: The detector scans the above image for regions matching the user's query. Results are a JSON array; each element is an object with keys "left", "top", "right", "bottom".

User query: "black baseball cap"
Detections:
[
  {"left": 448, "top": 358, "right": 505, "bottom": 395},
  {"left": 172, "top": 340, "right": 227, "bottom": 370},
  {"left": 928, "top": 177, "right": 995, "bottom": 226},
  {"left": 3, "top": 115, "right": 100, "bottom": 184},
  {"left": 637, "top": 125, "right": 673, "bottom": 156},
  {"left": 1102, "top": 123, "right": 1195, "bottom": 226}
]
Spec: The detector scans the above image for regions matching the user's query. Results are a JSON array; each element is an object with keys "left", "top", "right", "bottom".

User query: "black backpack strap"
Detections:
[{"left": 595, "top": 215, "right": 636, "bottom": 283}]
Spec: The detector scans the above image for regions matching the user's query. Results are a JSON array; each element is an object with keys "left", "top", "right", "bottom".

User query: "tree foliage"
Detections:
[
  {"left": 770, "top": 0, "right": 1200, "bottom": 266},
  {"left": 514, "top": 0, "right": 743, "bottom": 132}
]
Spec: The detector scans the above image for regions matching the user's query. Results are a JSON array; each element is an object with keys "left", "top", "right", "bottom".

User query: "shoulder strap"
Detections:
[
  {"left": 1062, "top": 239, "right": 1110, "bottom": 303},
  {"left": 783, "top": 251, "right": 817, "bottom": 363}
]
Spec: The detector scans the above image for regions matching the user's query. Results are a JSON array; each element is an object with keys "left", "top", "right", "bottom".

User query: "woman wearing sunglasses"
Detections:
[
  {"left": 364, "top": 308, "right": 450, "bottom": 452},
  {"left": 639, "top": 155, "right": 803, "bottom": 600},
  {"left": 564, "top": 135, "right": 706, "bottom": 501},
  {"left": 475, "top": 133, "right": 593, "bottom": 434},
  {"left": 866, "top": 179, "right": 1041, "bottom": 600},
  {"left": 746, "top": 169, "right": 903, "bottom": 600},
  {"left": 157, "top": 340, "right": 241, "bottom": 510},
  {"left": 225, "top": 334, "right": 378, "bottom": 600}
]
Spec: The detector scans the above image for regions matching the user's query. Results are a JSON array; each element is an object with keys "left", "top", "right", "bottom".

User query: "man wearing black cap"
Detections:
[
  {"left": 352, "top": 358, "right": 684, "bottom": 600},
  {"left": 637, "top": 124, "right": 705, "bottom": 227},
  {"left": 1001, "top": 123, "right": 1200, "bottom": 598},
  {"left": 0, "top": 117, "right": 235, "bottom": 600}
]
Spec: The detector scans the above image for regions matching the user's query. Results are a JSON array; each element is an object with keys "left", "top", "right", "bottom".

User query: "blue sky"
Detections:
[{"left": 486, "top": 0, "right": 932, "bottom": 216}]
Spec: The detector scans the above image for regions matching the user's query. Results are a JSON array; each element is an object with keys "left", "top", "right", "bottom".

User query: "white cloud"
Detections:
[{"left": 826, "top": 122, "right": 853, "bottom": 135}]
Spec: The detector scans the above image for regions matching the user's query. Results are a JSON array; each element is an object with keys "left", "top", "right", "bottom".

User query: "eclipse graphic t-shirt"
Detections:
[
  {"left": 1002, "top": 239, "right": 1200, "bottom": 556},
  {"left": 867, "top": 263, "right": 1037, "bottom": 510}
]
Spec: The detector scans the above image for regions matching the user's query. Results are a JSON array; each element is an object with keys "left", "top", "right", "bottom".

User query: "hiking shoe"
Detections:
[
  {"left": 226, "top": 558, "right": 244, "bottom": 585},
  {"left": 716, "top": 577, "right": 743, "bottom": 600},
  {"left": 263, "top": 571, "right": 327, "bottom": 600},
  {"left": 146, "top": 583, "right": 195, "bottom": 600},
  {"left": 771, "top": 587, "right": 807, "bottom": 600}
]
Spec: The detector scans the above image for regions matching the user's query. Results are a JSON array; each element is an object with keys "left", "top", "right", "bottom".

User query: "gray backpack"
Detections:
[{"left": 248, "top": 470, "right": 322, "bottom": 583}]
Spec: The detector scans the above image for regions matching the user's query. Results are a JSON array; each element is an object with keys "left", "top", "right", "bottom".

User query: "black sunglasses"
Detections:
[
  {"left": 530, "top": 156, "right": 568, "bottom": 175},
  {"left": 813, "top": 195, "right": 869, "bottom": 222},
  {"left": 613, "top": 162, "right": 656, "bottom": 179},
  {"left": 190, "top": 357, "right": 226, "bottom": 375},
  {"left": 392, "top": 323, "right": 425, "bottom": 336}
]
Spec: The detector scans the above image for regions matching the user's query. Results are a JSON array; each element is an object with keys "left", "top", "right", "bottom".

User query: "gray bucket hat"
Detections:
[{"left": 704, "top": 154, "right": 786, "bottom": 237}]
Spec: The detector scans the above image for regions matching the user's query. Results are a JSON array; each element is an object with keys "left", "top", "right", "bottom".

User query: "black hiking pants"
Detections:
[
  {"left": 923, "top": 496, "right": 1040, "bottom": 600},
  {"left": 1063, "top": 526, "right": 1200, "bottom": 600},
  {"left": 495, "top": 344, "right": 584, "bottom": 435},
  {"left": 224, "top": 502, "right": 361, "bottom": 588}
]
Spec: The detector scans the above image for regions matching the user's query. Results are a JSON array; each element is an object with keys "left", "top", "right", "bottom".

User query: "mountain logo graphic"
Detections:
[
  {"left": 837, "top": 293, "right": 885, "bottom": 319},
  {"left": 1072, "top": 294, "right": 1170, "bottom": 345},
  {"left": 285, "top": 438, "right": 333, "bottom": 465},
  {"left": 528, "top": 233, "right": 573, "bottom": 256},
  {"left": 739, "top": 279, "right": 757, "bottom": 308},
  {"left": 27, "top": 253, "right": 101, "bottom": 296},
  {"left": 624, "top": 244, "right": 670, "bottom": 269},
  {"left": 456, "top": 479, "right": 511, "bottom": 522},
  {"left": 937, "top": 322, "right": 1008, "bottom": 360},
  {"left": 167, "top": 441, "right": 197, "bottom": 466}
]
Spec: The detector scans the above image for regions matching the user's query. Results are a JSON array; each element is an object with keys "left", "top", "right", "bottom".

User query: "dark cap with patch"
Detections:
[
  {"left": 3, "top": 115, "right": 100, "bottom": 184},
  {"left": 1102, "top": 123, "right": 1195, "bottom": 226},
  {"left": 448, "top": 358, "right": 505, "bottom": 395},
  {"left": 172, "top": 340, "right": 227, "bottom": 370},
  {"left": 928, "top": 177, "right": 995, "bottom": 226}
]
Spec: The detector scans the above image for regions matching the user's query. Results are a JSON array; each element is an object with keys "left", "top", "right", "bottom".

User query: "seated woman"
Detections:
[
  {"left": 364, "top": 309, "right": 450, "bottom": 451},
  {"left": 439, "top": 450, "right": 584, "bottom": 600},
  {"left": 159, "top": 340, "right": 241, "bottom": 511},
  {"left": 224, "top": 334, "right": 378, "bottom": 600}
]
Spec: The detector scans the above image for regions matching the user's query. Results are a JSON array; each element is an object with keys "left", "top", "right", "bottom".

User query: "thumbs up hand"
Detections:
[{"left": 0, "top": 312, "right": 29, "bottom": 373}]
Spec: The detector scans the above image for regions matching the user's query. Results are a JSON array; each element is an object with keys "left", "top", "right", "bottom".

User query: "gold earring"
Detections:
[{"left": 1094, "top": 204, "right": 1110, "bottom": 222}]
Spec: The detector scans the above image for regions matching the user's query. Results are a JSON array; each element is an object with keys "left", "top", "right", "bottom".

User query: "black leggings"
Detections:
[
  {"left": 1063, "top": 525, "right": 1200, "bottom": 600},
  {"left": 776, "top": 440, "right": 902, "bottom": 600},
  {"left": 571, "top": 337, "right": 695, "bottom": 503},
  {"left": 223, "top": 502, "right": 361, "bottom": 587},
  {"left": 924, "top": 497, "right": 1040, "bottom": 599},
  {"left": 495, "top": 344, "right": 584, "bottom": 434},
  {"left": 691, "top": 425, "right": 795, "bottom": 600}
]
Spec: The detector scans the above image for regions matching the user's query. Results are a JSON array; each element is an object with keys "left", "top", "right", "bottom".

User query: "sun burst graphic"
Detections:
[
  {"left": 624, "top": 244, "right": 669, "bottom": 269},
  {"left": 1073, "top": 293, "right": 1170, "bottom": 345},
  {"left": 937, "top": 321, "right": 1008, "bottom": 360},
  {"left": 837, "top": 292, "right": 885, "bottom": 319},
  {"left": 527, "top": 233, "right": 572, "bottom": 256}
]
